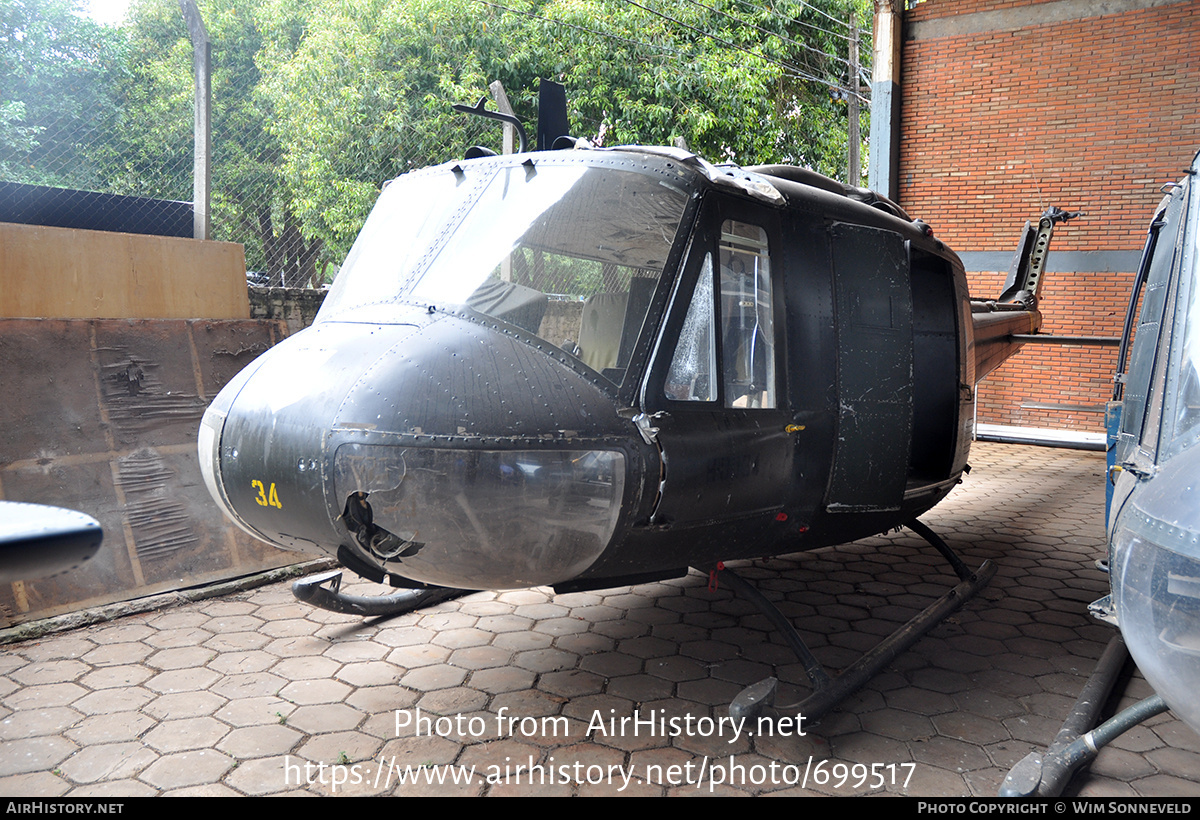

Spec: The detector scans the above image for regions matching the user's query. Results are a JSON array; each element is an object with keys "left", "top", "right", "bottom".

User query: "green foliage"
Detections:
[
  {"left": 261, "top": 0, "right": 872, "bottom": 259},
  {"left": 262, "top": 0, "right": 531, "bottom": 259},
  {"left": 95, "top": 0, "right": 191, "bottom": 200},
  {"left": 0, "top": 101, "right": 39, "bottom": 178},
  {"left": 3, "top": 0, "right": 872, "bottom": 276},
  {"left": 0, "top": 0, "right": 127, "bottom": 187},
  {"left": 104, "top": 0, "right": 323, "bottom": 284}
]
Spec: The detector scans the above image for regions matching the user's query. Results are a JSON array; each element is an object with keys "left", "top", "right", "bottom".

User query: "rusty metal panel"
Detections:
[
  {"left": 0, "top": 321, "right": 108, "bottom": 459},
  {"left": 0, "top": 318, "right": 294, "bottom": 627},
  {"left": 190, "top": 319, "right": 280, "bottom": 397},
  {"left": 94, "top": 320, "right": 209, "bottom": 450}
]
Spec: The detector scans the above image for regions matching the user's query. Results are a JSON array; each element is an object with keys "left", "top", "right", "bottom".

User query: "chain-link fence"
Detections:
[
  {"left": 1, "top": 2, "right": 345, "bottom": 287},
  {"left": 0, "top": 1, "right": 522, "bottom": 289},
  {"left": 2, "top": 1, "right": 320, "bottom": 286},
  {"left": 3, "top": 0, "right": 869, "bottom": 291},
  {"left": 2, "top": 3, "right": 194, "bottom": 235}
]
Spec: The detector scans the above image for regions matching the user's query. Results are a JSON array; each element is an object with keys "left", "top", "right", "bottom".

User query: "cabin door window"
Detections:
[
  {"left": 647, "top": 209, "right": 792, "bottom": 534},
  {"left": 720, "top": 220, "right": 776, "bottom": 409}
]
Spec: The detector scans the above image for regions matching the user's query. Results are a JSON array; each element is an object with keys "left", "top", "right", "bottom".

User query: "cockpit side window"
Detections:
[
  {"left": 1119, "top": 185, "right": 1187, "bottom": 460},
  {"left": 665, "top": 253, "right": 717, "bottom": 401},
  {"left": 1162, "top": 165, "right": 1200, "bottom": 459}
]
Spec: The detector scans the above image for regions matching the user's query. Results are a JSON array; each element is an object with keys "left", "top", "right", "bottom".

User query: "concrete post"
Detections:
[
  {"left": 179, "top": 0, "right": 211, "bottom": 241},
  {"left": 867, "top": 0, "right": 902, "bottom": 199}
]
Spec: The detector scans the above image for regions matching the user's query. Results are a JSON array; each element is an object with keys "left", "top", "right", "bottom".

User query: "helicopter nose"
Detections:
[
  {"left": 201, "top": 321, "right": 409, "bottom": 554},
  {"left": 1110, "top": 445, "right": 1200, "bottom": 735},
  {"left": 332, "top": 444, "right": 627, "bottom": 589},
  {"left": 200, "top": 313, "right": 636, "bottom": 589}
]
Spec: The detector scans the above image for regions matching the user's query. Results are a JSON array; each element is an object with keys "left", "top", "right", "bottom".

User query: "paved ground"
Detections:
[{"left": 1, "top": 441, "right": 1198, "bottom": 797}]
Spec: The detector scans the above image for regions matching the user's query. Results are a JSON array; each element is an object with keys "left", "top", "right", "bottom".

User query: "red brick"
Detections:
[{"left": 898, "top": 0, "right": 1199, "bottom": 431}]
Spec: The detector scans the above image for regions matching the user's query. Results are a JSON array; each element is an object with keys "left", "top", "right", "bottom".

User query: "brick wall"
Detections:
[
  {"left": 899, "top": 0, "right": 1200, "bottom": 431},
  {"left": 907, "top": 0, "right": 1071, "bottom": 23}
]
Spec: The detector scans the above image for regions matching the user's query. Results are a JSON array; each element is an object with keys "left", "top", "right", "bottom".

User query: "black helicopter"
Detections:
[{"left": 199, "top": 85, "right": 1076, "bottom": 720}]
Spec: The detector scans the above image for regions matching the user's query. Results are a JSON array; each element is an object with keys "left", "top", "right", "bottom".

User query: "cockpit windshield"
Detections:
[
  {"left": 319, "top": 157, "right": 694, "bottom": 387},
  {"left": 1163, "top": 153, "right": 1200, "bottom": 458}
]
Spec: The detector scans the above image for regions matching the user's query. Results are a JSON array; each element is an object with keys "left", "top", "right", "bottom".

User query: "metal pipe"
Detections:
[
  {"left": 999, "top": 635, "right": 1148, "bottom": 797},
  {"left": 1009, "top": 334, "right": 1119, "bottom": 347}
]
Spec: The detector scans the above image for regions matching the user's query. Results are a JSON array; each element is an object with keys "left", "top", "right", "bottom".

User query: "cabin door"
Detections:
[
  {"left": 825, "top": 223, "right": 913, "bottom": 513},
  {"left": 641, "top": 202, "right": 793, "bottom": 531}
]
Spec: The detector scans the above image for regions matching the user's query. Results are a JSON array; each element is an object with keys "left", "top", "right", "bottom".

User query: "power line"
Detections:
[
  {"left": 624, "top": 0, "right": 868, "bottom": 102},
  {"left": 681, "top": 0, "right": 851, "bottom": 69},
  {"left": 474, "top": 0, "right": 868, "bottom": 104},
  {"left": 797, "top": 0, "right": 854, "bottom": 29},
  {"left": 475, "top": 0, "right": 685, "bottom": 56},
  {"left": 728, "top": 0, "right": 855, "bottom": 43}
]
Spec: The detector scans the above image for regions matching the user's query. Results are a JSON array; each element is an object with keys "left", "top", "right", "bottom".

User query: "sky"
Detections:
[{"left": 84, "top": 0, "right": 133, "bottom": 25}]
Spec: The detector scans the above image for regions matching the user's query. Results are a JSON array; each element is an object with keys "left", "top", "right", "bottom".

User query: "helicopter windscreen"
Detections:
[
  {"left": 320, "top": 160, "right": 692, "bottom": 388},
  {"left": 1165, "top": 179, "right": 1200, "bottom": 459}
]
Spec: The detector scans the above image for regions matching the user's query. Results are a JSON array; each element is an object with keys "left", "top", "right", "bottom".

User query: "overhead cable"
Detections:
[{"left": 625, "top": 0, "right": 868, "bottom": 102}]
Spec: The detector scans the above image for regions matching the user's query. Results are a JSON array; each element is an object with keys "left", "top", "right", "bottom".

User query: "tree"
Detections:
[
  {"left": 261, "top": 0, "right": 532, "bottom": 261},
  {"left": 100, "top": 0, "right": 323, "bottom": 285},
  {"left": 525, "top": 0, "right": 863, "bottom": 170},
  {"left": 0, "top": 0, "right": 126, "bottom": 188},
  {"left": 8, "top": 0, "right": 869, "bottom": 281},
  {"left": 260, "top": 0, "right": 872, "bottom": 261}
]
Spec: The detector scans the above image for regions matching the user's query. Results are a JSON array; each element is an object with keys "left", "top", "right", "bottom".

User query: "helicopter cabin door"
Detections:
[
  {"left": 641, "top": 201, "right": 793, "bottom": 535},
  {"left": 825, "top": 223, "right": 913, "bottom": 512}
]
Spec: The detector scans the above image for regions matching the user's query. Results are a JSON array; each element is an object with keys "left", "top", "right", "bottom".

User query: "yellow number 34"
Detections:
[{"left": 251, "top": 480, "right": 282, "bottom": 509}]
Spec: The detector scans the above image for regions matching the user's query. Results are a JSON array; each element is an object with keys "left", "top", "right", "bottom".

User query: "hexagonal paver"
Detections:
[
  {"left": 0, "top": 707, "right": 81, "bottom": 740},
  {"left": 58, "top": 742, "right": 157, "bottom": 784},
  {"left": 64, "top": 712, "right": 156, "bottom": 745},
  {"left": 279, "top": 679, "right": 353, "bottom": 705},
  {"left": 144, "top": 717, "right": 230, "bottom": 752},
  {"left": 0, "top": 736, "right": 77, "bottom": 776},
  {"left": 145, "top": 667, "right": 221, "bottom": 694},
  {"left": 217, "top": 724, "right": 303, "bottom": 758},
  {"left": 140, "top": 750, "right": 235, "bottom": 789},
  {"left": 286, "top": 704, "right": 364, "bottom": 734},
  {"left": 448, "top": 646, "right": 511, "bottom": 671},
  {"left": 0, "top": 443, "right": 1194, "bottom": 797},
  {"left": 143, "top": 691, "right": 226, "bottom": 720},
  {"left": 10, "top": 660, "right": 88, "bottom": 687},
  {"left": 78, "top": 665, "right": 153, "bottom": 690}
]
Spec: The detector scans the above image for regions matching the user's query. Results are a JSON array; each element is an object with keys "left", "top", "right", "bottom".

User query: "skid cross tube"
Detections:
[
  {"left": 292, "top": 569, "right": 466, "bottom": 616},
  {"left": 723, "top": 519, "right": 996, "bottom": 725}
]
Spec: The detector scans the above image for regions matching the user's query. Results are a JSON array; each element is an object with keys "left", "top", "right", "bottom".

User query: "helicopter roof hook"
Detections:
[{"left": 452, "top": 96, "right": 529, "bottom": 154}]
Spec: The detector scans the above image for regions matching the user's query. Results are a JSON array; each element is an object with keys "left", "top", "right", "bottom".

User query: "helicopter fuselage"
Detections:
[
  {"left": 200, "top": 147, "right": 1010, "bottom": 593},
  {"left": 1107, "top": 148, "right": 1200, "bottom": 735}
]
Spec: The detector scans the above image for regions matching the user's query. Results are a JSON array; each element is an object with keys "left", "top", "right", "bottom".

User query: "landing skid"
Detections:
[
  {"left": 999, "top": 634, "right": 1168, "bottom": 797},
  {"left": 292, "top": 569, "right": 467, "bottom": 616},
  {"left": 719, "top": 518, "right": 996, "bottom": 726}
]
